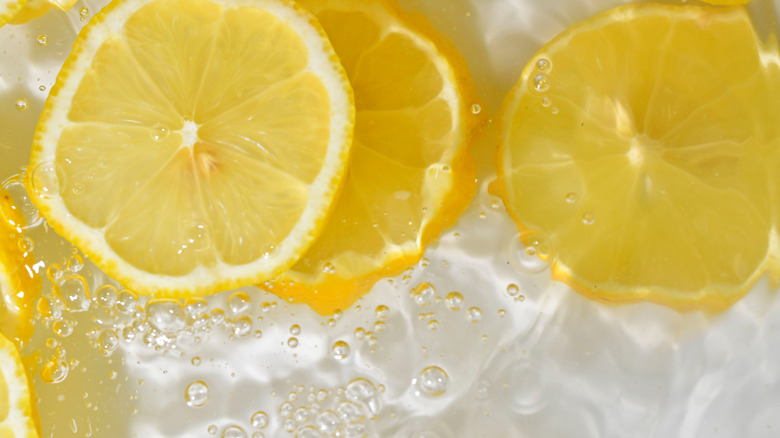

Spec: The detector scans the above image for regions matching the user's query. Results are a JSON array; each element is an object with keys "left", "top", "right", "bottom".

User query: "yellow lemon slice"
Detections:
[
  {"left": 27, "top": 0, "right": 354, "bottom": 298},
  {"left": 0, "top": 0, "right": 25, "bottom": 27},
  {"left": 270, "top": 0, "right": 480, "bottom": 314},
  {"left": 0, "top": 332, "right": 37, "bottom": 437},
  {"left": 7, "top": 0, "right": 78, "bottom": 25},
  {"left": 0, "top": 188, "right": 39, "bottom": 347},
  {"left": 493, "top": 3, "right": 776, "bottom": 312}
]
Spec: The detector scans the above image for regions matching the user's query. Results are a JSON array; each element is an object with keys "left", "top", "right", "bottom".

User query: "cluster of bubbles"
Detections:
[
  {"left": 336, "top": 304, "right": 391, "bottom": 354},
  {"left": 34, "top": 262, "right": 281, "bottom": 383},
  {"left": 530, "top": 58, "right": 558, "bottom": 115},
  {"left": 407, "top": 282, "right": 485, "bottom": 327},
  {"left": 200, "top": 379, "right": 382, "bottom": 438},
  {"left": 279, "top": 378, "right": 382, "bottom": 438}
]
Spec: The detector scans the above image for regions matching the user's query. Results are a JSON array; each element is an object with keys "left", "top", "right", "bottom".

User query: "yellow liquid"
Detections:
[{"left": 2, "top": 0, "right": 780, "bottom": 437}]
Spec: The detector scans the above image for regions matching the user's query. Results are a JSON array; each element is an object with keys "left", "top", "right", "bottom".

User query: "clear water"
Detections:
[{"left": 2, "top": 0, "right": 780, "bottom": 437}]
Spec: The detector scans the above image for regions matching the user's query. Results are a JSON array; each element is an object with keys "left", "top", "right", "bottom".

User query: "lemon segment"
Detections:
[
  {"left": 0, "top": 190, "right": 39, "bottom": 348},
  {"left": 494, "top": 4, "right": 776, "bottom": 311},
  {"left": 0, "top": 333, "right": 37, "bottom": 437},
  {"left": 271, "top": 0, "right": 480, "bottom": 314},
  {"left": 28, "top": 0, "right": 354, "bottom": 297}
]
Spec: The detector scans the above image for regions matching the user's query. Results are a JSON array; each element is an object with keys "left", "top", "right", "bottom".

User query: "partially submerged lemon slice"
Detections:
[
  {"left": 0, "top": 332, "right": 38, "bottom": 437},
  {"left": 28, "top": 0, "right": 354, "bottom": 297},
  {"left": 494, "top": 4, "right": 777, "bottom": 311},
  {"left": 271, "top": 0, "right": 480, "bottom": 314},
  {"left": 0, "top": 189, "right": 39, "bottom": 348}
]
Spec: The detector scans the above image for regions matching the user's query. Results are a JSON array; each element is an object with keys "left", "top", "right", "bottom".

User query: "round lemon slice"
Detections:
[
  {"left": 271, "top": 0, "right": 480, "bottom": 314},
  {"left": 0, "top": 332, "right": 37, "bottom": 437},
  {"left": 27, "top": 0, "right": 354, "bottom": 297},
  {"left": 493, "top": 4, "right": 775, "bottom": 311}
]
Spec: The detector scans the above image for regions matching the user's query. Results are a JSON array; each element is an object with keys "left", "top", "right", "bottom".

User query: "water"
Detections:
[{"left": 2, "top": 0, "right": 780, "bottom": 437}]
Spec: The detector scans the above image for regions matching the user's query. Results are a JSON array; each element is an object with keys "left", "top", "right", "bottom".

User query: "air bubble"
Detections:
[
  {"left": 41, "top": 358, "right": 68, "bottom": 383},
  {"left": 566, "top": 192, "right": 577, "bottom": 203},
  {"left": 251, "top": 411, "right": 269, "bottom": 429},
  {"left": 582, "top": 212, "right": 595, "bottom": 225},
  {"left": 97, "top": 329, "right": 119, "bottom": 356},
  {"left": 52, "top": 320, "right": 73, "bottom": 337},
  {"left": 115, "top": 289, "right": 138, "bottom": 313},
  {"left": 332, "top": 340, "right": 350, "bottom": 360},
  {"left": 94, "top": 284, "right": 118, "bottom": 308},
  {"left": 280, "top": 401, "right": 294, "bottom": 417},
  {"left": 375, "top": 305, "right": 389, "bottom": 319},
  {"left": 533, "top": 74, "right": 550, "bottom": 92},
  {"left": 36, "top": 34, "right": 48, "bottom": 45},
  {"left": 185, "top": 381, "right": 209, "bottom": 407},
  {"left": 466, "top": 307, "right": 482, "bottom": 323},
  {"left": 542, "top": 96, "right": 552, "bottom": 108},
  {"left": 409, "top": 282, "right": 436, "bottom": 306},
  {"left": 146, "top": 299, "right": 186, "bottom": 333},
  {"left": 288, "top": 337, "right": 299, "bottom": 348},
  {"left": 228, "top": 292, "right": 250, "bottom": 315},
  {"left": 15, "top": 98, "right": 28, "bottom": 111},
  {"left": 54, "top": 275, "right": 91, "bottom": 312},
  {"left": 1, "top": 176, "right": 42, "bottom": 228},
  {"left": 221, "top": 425, "right": 246, "bottom": 438},
  {"left": 536, "top": 58, "right": 551, "bottom": 71},
  {"left": 315, "top": 411, "right": 341, "bottom": 434},
  {"left": 345, "top": 379, "right": 381, "bottom": 417},
  {"left": 509, "top": 230, "right": 553, "bottom": 274},
  {"left": 293, "top": 407, "right": 309, "bottom": 423},
  {"left": 232, "top": 316, "right": 252, "bottom": 337},
  {"left": 36, "top": 296, "right": 62, "bottom": 321},
  {"left": 445, "top": 292, "right": 463, "bottom": 311},
  {"left": 290, "top": 324, "right": 301, "bottom": 335},
  {"left": 417, "top": 366, "right": 449, "bottom": 396},
  {"left": 185, "top": 298, "right": 208, "bottom": 317},
  {"left": 470, "top": 103, "right": 482, "bottom": 114},
  {"left": 30, "top": 161, "right": 63, "bottom": 199},
  {"left": 17, "top": 237, "right": 33, "bottom": 253}
]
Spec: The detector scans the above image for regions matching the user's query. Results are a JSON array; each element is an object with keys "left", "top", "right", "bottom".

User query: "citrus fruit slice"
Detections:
[
  {"left": 701, "top": 0, "right": 751, "bottom": 5},
  {"left": 270, "top": 0, "right": 480, "bottom": 314},
  {"left": 0, "top": 0, "right": 25, "bottom": 27},
  {"left": 0, "top": 332, "right": 37, "bottom": 437},
  {"left": 493, "top": 3, "right": 776, "bottom": 311},
  {"left": 27, "top": 0, "right": 354, "bottom": 297},
  {"left": 7, "top": 0, "right": 78, "bottom": 25},
  {"left": 0, "top": 186, "right": 39, "bottom": 347}
]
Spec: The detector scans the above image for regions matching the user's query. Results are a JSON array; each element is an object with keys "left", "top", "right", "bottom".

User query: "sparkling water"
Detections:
[{"left": 2, "top": 0, "right": 780, "bottom": 437}]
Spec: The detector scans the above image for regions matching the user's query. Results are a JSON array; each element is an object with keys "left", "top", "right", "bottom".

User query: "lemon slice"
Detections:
[
  {"left": 27, "top": 0, "right": 354, "bottom": 297},
  {"left": 0, "top": 0, "right": 25, "bottom": 27},
  {"left": 493, "top": 4, "right": 776, "bottom": 311},
  {"left": 0, "top": 332, "right": 37, "bottom": 437},
  {"left": 701, "top": 0, "right": 751, "bottom": 5},
  {"left": 8, "top": 0, "right": 78, "bottom": 25},
  {"left": 270, "top": 0, "right": 480, "bottom": 314},
  {"left": 0, "top": 188, "right": 39, "bottom": 347}
]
